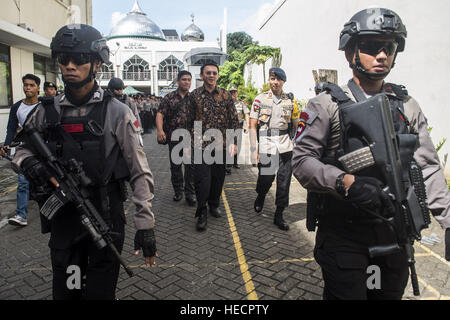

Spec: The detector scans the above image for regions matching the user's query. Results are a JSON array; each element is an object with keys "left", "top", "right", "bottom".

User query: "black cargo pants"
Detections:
[
  {"left": 256, "top": 151, "right": 292, "bottom": 208},
  {"left": 168, "top": 141, "right": 195, "bottom": 197},
  {"left": 49, "top": 185, "right": 126, "bottom": 300},
  {"left": 192, "top": 149, "right": 226, "bottom": 217},
  {"left": 314, "top": 229, "right": 410, "bottom": 300}
]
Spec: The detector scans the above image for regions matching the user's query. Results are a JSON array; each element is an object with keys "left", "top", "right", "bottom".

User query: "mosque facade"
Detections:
[{"left": 99, "top": 0, "right": 228, "bottom": 96}]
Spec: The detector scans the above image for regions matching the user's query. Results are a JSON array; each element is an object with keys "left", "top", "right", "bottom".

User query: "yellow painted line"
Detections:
[
  {"left": 225, "top": 181, "right": 255, "bottom": 186},
  {"left": 416, "top": 243, "right": 450, "bottom": 268},
  {"left": 0, "top": 185, "right": 17, "bottom": 198},
  {"left": 222, "top": 189, "right": 259, "bottom": 300},
  {"left": 223, "top": 187, "right": 255, "bottom": 191},
  {"left": 414, "top": 253, "right": 432, "bottom": 258},
  {"left": 417, "top": 276, "right": 448, "bottom": 300}
]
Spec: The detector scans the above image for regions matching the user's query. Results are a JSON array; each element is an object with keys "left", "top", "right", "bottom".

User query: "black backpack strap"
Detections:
[
  {"left": 39, "top": 96, "right": 61, "bottom": 127},
  {"left": 322, "top": 82, "right": 357, "bottom": 159},
  {"left": 323, "top": 83, "right": 353, "bottom": 106},
  {"left": 384, "top": 83, "right": 408, "bottom": 101},
  {"left": 347, "top": 79, "right": 368, "bottom": 102}
]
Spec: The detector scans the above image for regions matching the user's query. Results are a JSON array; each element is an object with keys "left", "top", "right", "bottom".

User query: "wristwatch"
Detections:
[{"left": 336, "top": 173, "right": 348, "bottom": 197}]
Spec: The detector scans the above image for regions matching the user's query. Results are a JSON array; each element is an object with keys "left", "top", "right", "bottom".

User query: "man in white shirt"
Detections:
[{"left": 1, "top": 74, "right": 41, "bottom": 226}]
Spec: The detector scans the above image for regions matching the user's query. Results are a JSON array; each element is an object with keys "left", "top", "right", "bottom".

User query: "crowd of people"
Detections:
[{"left": 0, "top": 6, "right": 449, "bottom": 301}]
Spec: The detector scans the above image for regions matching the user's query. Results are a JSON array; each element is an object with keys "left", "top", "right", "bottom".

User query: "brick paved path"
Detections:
[{"left": 0, "top": 133, "right": 448, "bottom": 300}]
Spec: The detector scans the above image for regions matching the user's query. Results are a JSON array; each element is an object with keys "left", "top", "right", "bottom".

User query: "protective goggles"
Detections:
[
  {"left": 56, "top": 53, "right": 92, "bottom": 66},
  {"left": 358, "top": 40, "right": 398, "bottom": 56}
]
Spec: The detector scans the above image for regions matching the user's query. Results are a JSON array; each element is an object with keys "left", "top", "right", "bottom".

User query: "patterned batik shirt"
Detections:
[
  {"left": 187, "top": 86, "right": 239, "bottom": 149},
  {"left": 158, "top": 90, "right": 190, "bottom": 141}
]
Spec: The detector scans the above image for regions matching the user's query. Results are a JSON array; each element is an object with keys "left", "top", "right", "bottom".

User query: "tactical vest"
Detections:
[
  {"left": 41, "top": 93, "right": 130, "bottom": 188},
  {"left": 306, "top": 79, "right": 417, "bottom": 231}
]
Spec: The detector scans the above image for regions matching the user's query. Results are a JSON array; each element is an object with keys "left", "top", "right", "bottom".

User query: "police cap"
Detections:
[
  {"left": 44, "top": 81, "right": 57, "bottom": 89},
  {"left": 269, "top": 68, "right": 287, "bottom": 82}
]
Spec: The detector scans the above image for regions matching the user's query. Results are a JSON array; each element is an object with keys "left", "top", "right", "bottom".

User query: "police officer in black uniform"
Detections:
[
  {"left": 108, "top": 77, "right": 142, "bottom": 129},
  {"left": 292, "top": 8, "right": 450, "bottom": 299},
  {"left": 11, "top": 24, "right": 157, "bottom": 300}
]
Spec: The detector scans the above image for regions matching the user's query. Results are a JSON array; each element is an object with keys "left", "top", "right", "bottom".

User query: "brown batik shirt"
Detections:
[
  {"left": 187, "top": 85, "right": 239, "bottom": 149},
  {"left": 158, "top": 89, "right": 190, "bottom": 141}
]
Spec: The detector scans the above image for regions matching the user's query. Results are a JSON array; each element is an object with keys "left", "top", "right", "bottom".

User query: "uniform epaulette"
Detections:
[{"left": 385, "top": 83, "right": 408, "bottom": 100}]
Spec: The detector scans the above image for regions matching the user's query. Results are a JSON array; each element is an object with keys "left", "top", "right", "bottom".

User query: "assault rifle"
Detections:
[
  {"left": 338, "top": 94, "right": 430, "bottom": 296},
  {"left": 20, "top": 123, "right": 134, "bottom": 277}
]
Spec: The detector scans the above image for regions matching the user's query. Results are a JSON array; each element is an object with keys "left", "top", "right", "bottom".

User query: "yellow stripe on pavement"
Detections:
[
  {"left": 222, "top": 189, "right": 259, "bottom": 300},
  {"left": 0, "top": 185, "right": 17, "bottom": 198},
  {"left": 416, "top": 242, "right": 450, "bottom": 267}
]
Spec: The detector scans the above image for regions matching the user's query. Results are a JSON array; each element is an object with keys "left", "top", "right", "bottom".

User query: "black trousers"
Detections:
[
  {"left": 168, "top": 141, "right": 195, "bottom": 196},
  {"left": 314, "top": 229, "right": 409, "bottom": 300},
  {"left": 256, "top": 151, "right": 292, "bottom": 208},
  {"left": 192, "top": 149, "right": 226, "bottom": 217},
  {"left": 48, "top": 186, "right": 126, "bottom": 300}
]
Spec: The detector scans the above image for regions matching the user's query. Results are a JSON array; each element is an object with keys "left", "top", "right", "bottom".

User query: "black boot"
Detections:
[
  {"left": 173, "top": 192, "right": 183, "bottom": 202},
  {"left": 209, "top": 206, "right": 222, "bottom": 218},
  {"left": 186, "top": 194, "right": 197, "bottom": 207},
  {"left": 274, "top": 207, "right": 289, "bottom": 231},
  {"left": 196, "top": 210, "right": 207, "bottom": 232},
  {"left": 254, "top": 194, "right": 265, "bottom": 213}
]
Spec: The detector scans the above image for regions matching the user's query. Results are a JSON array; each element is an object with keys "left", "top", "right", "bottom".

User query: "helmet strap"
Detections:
[
  {"left": 64, "top": 80, "right": 99, "bottom": 106},
  {"left": 349, "top": 42, "right": 391, "bottom": 81},
  {"left": 63, "top": 60, "right": 96, "bottom": 89}
]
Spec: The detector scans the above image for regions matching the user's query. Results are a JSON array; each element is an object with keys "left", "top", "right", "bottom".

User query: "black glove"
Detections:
[
  {"left": 134, "top": 229, "right": 157, "bottom": 258},
  {"left": 347, "top": 176, "right": 395, "bottom": 215},
  {"left": 445, "top": 229, "right": 450, "bottom": 261},
  {"left": 21, "top": 157, "right": 53, "bottom": 188}
]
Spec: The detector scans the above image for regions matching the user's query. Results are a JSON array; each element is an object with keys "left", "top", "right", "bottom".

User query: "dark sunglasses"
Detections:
[
  {"left": 205, "top": 71, "right": 218, "bottom": 76},
  {"left": 358, "top": 40, "right": 398, "bottom": 57},
  {"left": 56, "top": 53, "right": 92, "bottom": 66}
]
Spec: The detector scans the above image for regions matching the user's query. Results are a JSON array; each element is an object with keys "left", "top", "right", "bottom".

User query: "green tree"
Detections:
[
  {"left": 227, "top": 32, "right": 255, "bottom": 55},
  {"left": 218, "top": 51, "right": 247, "bottom": 89},
  {"left": 243, "top": 45, "right": 281, "bottom": 84}
]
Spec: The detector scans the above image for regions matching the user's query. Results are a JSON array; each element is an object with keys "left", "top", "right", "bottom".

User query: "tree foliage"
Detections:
[
  {"left": 219, "top": 34, "right": 282, "bottom": 106},
  {"left": 243, "top": 45, "right": 281, "bottom": 84},
  {"left": 227, "top": 32, "right": 255, "bottom": 55}
]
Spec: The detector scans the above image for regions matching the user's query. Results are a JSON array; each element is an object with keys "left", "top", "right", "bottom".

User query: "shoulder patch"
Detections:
[
  {"left": 294, "top": 110, "right": 317, "bottom": 143},
  {"left": 300, "top": 110, "right": 316, "bottom": 125},
  {"left": 253, "top": 99, "right": 261, "bottom": 112}
]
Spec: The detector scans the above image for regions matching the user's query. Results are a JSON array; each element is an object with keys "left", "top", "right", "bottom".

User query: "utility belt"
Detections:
[
  {"left": 259, "top": 129, "right": 289, "bottom": 136},
  {"left": 86, "top": 180, "right": 128, "bottom": 202},
  {"left": 306, "top": 191, "right": 384, "bottom": 232}
]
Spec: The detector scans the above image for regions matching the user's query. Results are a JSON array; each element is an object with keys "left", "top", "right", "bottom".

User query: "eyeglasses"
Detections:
[
  {"left": 56, "top": 53, "right": 92, "bottom": 66},
  {"left": 205, "top": 71, "right": 218, "bottom": 76},
  {"left": 358, "top": 40, "right": 398, "bottom": 57}
]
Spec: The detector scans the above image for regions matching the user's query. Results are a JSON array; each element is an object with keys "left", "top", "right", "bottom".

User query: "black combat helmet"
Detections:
[
  {"left": 339, "top": 8, "right": 407, "bottom": 52},
  {"left": 108, "top": 78, "right": 125, "bottom": 91},
  {"left": 339, "top": 8, "right": 407, "bottom": 80},
  {"left": 51, "top": 24, "right": 110, "bottom": 63},
  {"left": 51, "top": 24, "right": 110, "bottom": 89}
]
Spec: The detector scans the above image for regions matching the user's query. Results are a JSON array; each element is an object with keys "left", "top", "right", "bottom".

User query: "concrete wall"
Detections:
[
  {"left": 0, "top": 0, "right": 91, "bottom": 144},
  {"left": 246, "top": 0, "right": 450, "bottom": 176},
  {"left": 0, "top": 0, "right": 76, "bottom": 40}
]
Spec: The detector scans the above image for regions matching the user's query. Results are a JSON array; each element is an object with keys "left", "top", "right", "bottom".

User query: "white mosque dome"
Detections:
[
  {"left": 181, "top": 14, "right": 205, "bottom": 42},
  {"left": 108, "top": 0, "right": 165, "bottom": 41}
]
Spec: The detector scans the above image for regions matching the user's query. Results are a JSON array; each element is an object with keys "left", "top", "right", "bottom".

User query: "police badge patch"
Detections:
[
  {"left": 253, "top": 99, "right": 261, "bottom": 112},
  {"left": 294, "top": 110, "right": 316, "bottom": 143}
]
